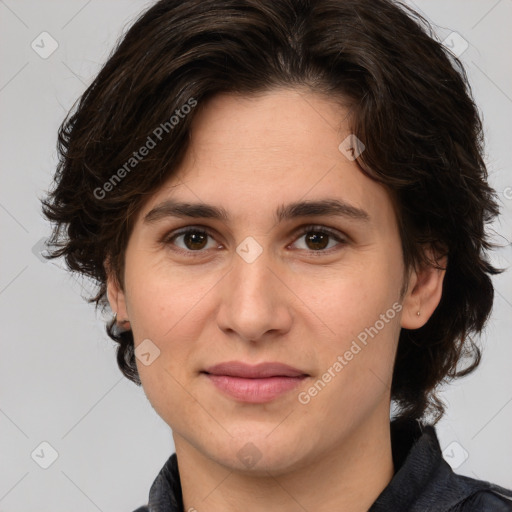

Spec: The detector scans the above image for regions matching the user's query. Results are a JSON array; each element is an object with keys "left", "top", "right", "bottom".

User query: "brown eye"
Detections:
[
  {"left": 291, "top": 225, "right": 347, "bottom": 253},
  {"left": 304, "top": 231, "right": 330, "bottom": 251},
  {"left": 182, "top": 231, "right": 209, "bottom": 250},
  {"left": 164, "top": 228, "right": 218, "bottom": 254}
]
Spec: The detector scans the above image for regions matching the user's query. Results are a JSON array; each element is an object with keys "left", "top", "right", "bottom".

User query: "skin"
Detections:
[{"left": 107, "top": 88, "right": 446, "bottom": 512}]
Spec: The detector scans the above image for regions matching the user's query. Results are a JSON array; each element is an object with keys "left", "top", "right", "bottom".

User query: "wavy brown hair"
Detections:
[{"left": 41, "top": 0, "right": 502, "bottom": 424}]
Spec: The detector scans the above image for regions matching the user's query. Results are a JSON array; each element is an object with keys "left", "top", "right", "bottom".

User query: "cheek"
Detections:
[
  {"left": 294, "top": 263, "right": 401, "bottom": 409},
  {"left": 124, "top": 257, "right": 224, "bottom": 409},
  {"left": 293, "top": 254, "right": 401, "bottom": 337},
  {"left": 125, "top": 251, "right": 217, "bottom": 340}
]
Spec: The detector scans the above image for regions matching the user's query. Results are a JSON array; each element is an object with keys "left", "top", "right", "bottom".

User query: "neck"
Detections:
[{"left": 174, "top": 412, "right": 394, "bottom": 512}]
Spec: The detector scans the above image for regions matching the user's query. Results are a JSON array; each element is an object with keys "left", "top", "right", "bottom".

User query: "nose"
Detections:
[{"left": 215, "top": 246, "right": 293, "bottom": 343}]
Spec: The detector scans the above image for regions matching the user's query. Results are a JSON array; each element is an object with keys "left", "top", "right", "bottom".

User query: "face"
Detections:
[{"left": 107, "top": 88, "right": 436, "bottom": 475}]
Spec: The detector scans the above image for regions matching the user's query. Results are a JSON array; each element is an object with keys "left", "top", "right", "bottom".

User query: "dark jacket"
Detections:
[{"left": 133, "top": 419, "right": 512, "bottom": 511}]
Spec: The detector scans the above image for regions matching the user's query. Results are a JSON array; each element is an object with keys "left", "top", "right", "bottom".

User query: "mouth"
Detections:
[{"left": 201, "top": 361, "right": 309, "bottom": 403}]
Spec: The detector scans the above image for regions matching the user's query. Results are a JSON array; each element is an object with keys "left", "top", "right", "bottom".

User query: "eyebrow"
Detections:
[{"left": 143, "top": 198, "right": 370, "bottom": 225}]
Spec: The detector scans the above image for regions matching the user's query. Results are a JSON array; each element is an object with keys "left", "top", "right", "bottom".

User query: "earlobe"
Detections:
[
  {"left": 400, "top": 252, "right": 447, "bottom": 330},
  {"left": 104, "top": 258, "right": 130, "bottom": 328}
]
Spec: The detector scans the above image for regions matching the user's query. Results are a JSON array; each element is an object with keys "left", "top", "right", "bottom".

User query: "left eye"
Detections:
[
  {"left": 291, "top": 226, "right": 346, "bottom": 252},
  {"left": 163, "top": 226, "right": 346, "bottom": 255}
]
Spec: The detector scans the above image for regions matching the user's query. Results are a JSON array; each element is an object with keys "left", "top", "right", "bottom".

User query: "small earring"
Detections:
[{"left": 417, "top": 311, "right": 421, "bottom": 316}]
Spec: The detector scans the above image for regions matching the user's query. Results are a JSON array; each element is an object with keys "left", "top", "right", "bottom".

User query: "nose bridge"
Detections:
[
  {"left": 216, "top": 238, "right": 291, "bottom": 340},
  {"left": 229, "top": 242, "right": 276, "bottom": 309}
]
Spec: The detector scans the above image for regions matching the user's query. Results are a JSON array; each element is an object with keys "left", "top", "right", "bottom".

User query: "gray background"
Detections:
[{"left": 0, "top": 0, "right": 511, "bottom": 510}]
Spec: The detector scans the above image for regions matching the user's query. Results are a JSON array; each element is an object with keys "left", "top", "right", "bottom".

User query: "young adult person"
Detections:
[{"left": 42, "top": 0, "right": 512, "bottom": 510}]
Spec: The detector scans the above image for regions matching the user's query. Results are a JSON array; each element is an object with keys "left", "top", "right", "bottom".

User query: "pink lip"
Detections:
[
  {"left": 202, "top": 361, "right": 309, "bottom": 403},
  {"left": 203, "top": 361, "right": 307, "bottom": 378}
]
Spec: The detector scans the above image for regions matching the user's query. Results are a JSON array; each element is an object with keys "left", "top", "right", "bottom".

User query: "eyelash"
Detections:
[{"left": 161, "top": 224, "right": 347, "bottom": 258}]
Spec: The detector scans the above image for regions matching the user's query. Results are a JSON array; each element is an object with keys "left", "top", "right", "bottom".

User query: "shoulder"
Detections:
[
  {"left": 446, "top": 476, "right": 512, "bottom": 511},
  {"left": 372, "top": 420, "right": 512, "bottom": 512}
]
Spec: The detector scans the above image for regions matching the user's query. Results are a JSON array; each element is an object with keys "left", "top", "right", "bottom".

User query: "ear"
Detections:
[
  {"left": 104, "top": 257, "right": 130, "bottom": 329},
  {"left": 401, "top": 248, "right": 447, "bottom": 329}
]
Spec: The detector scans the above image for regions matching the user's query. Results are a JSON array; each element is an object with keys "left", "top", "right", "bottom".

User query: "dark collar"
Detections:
[
  {"left": 144, "top": 419, "right": 509, "bottom": 512},
  {"left": 370, "top": 419, "right": 509, "bottom": 511}
]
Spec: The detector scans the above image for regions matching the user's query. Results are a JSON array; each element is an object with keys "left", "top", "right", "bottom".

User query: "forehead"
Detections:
[
  {"left": 137, "top": 88, "right": 396, "bottom": 228},
  {"left": 184, "top": 88, "right": 349, "bottom": 162}
]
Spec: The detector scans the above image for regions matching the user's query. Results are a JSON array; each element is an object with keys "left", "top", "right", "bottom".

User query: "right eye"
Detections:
[{"left": 162, "top": 227, "right": 222, "bottom": 256}]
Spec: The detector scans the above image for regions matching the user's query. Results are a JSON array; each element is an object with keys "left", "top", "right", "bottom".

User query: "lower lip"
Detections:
[{"left": 204, "top": 374, "right": 307, "bottom": 403}]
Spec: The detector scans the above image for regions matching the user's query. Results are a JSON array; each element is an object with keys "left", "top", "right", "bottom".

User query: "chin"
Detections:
[{"left": 211, "top": 427, "right": 313, "bottom": 476}]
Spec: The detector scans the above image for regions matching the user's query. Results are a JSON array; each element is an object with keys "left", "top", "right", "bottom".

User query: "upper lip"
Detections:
[{"left": 203, "top": 361, "right": 308, "bottom": 378}]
